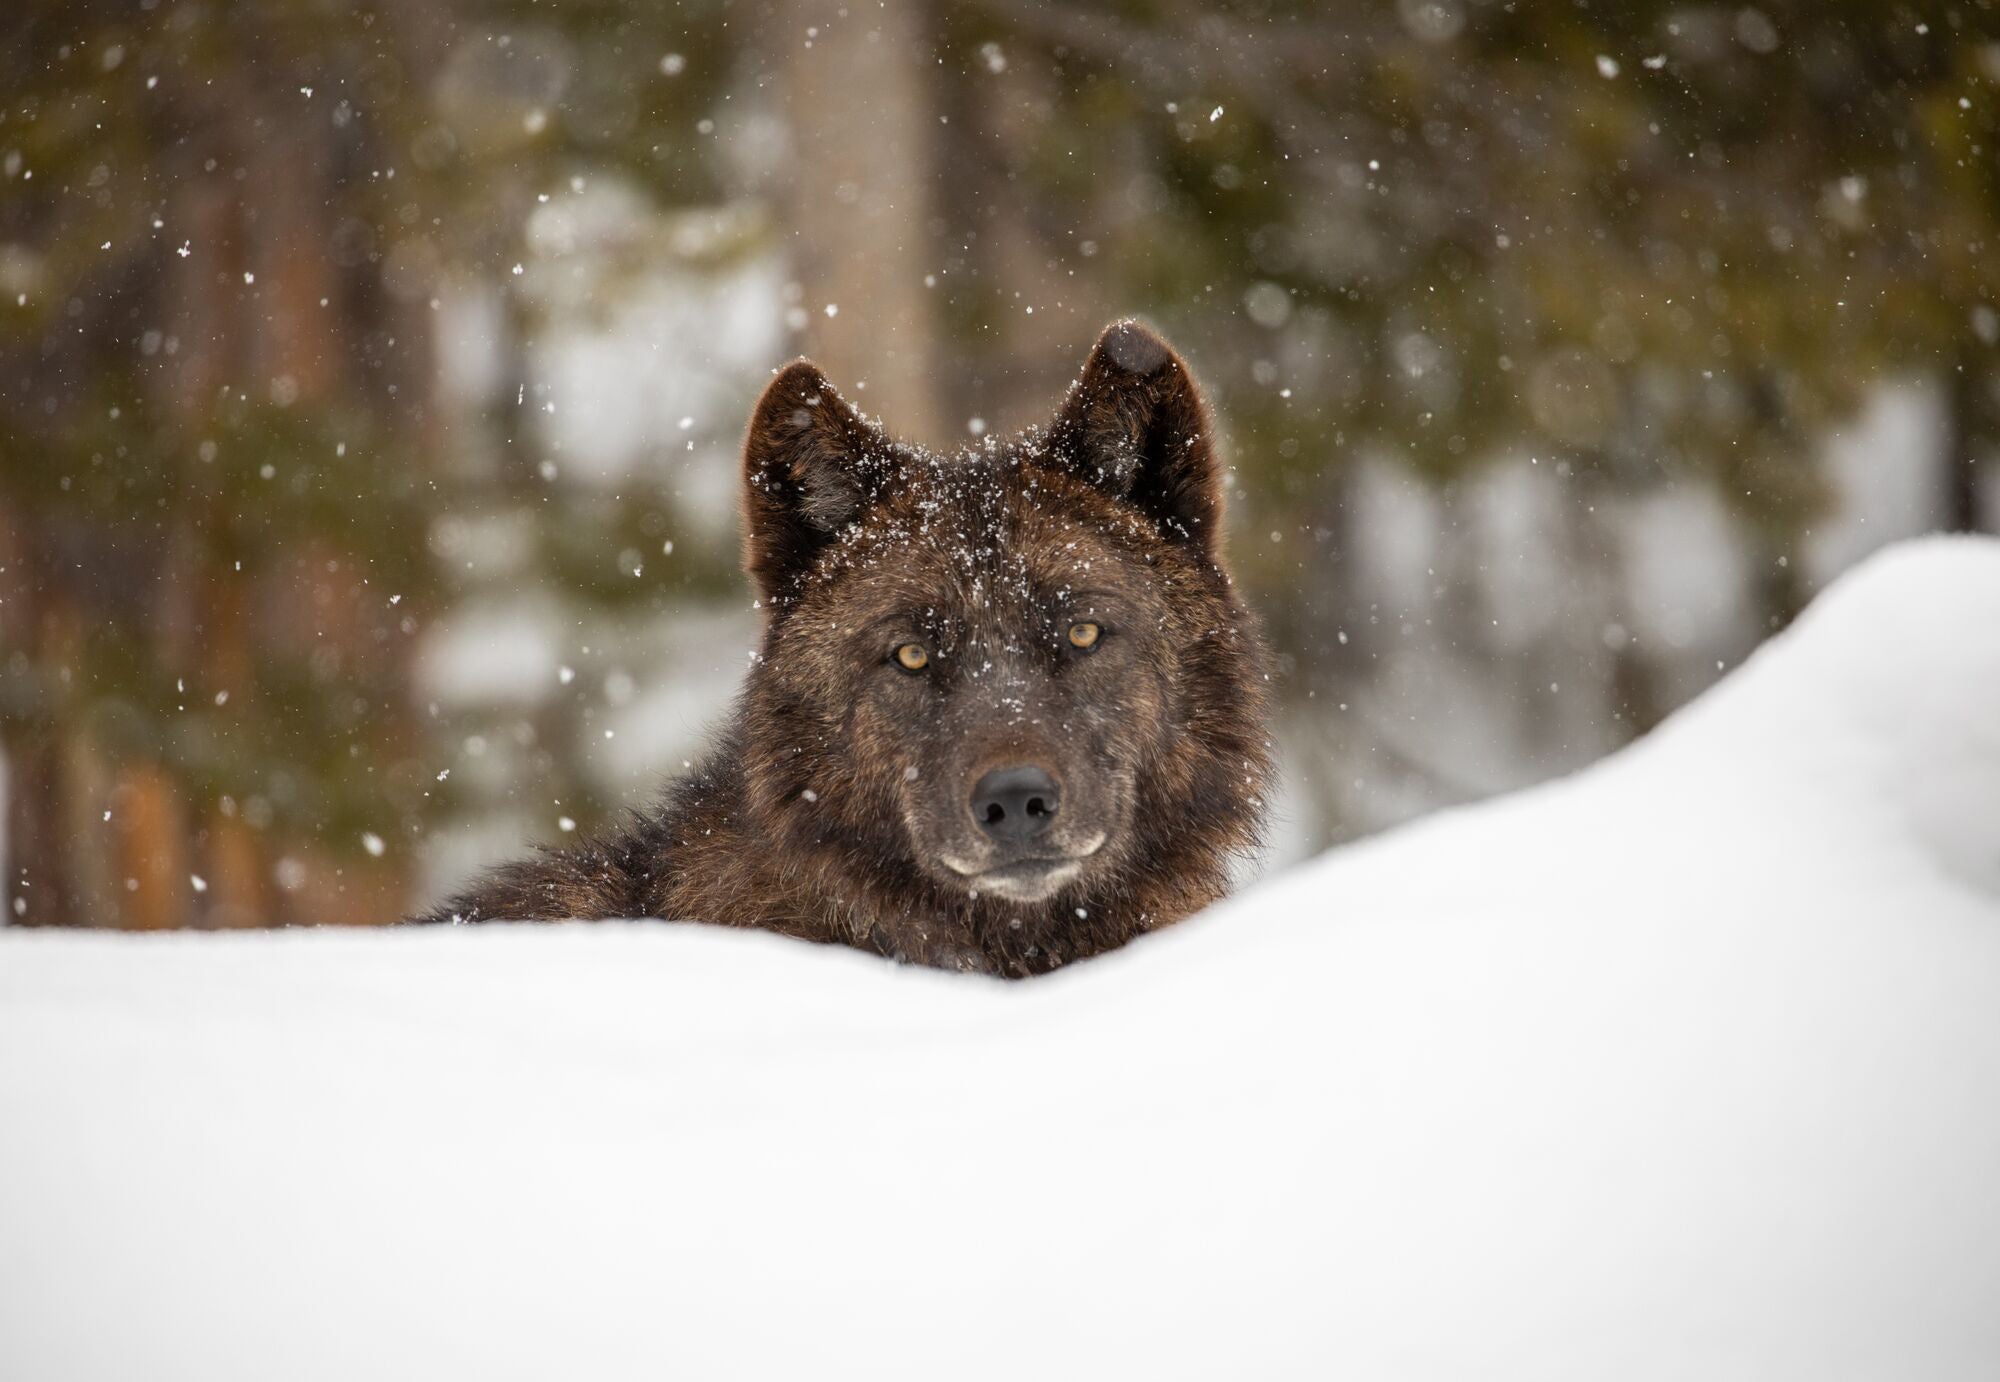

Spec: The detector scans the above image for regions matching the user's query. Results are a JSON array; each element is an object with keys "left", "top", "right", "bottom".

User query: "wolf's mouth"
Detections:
[
  {"left": 963, "top": 857, "right": 1084, "bottom": 902},
  {"left": 939, "top": 834, "right": 1107, "bottom": 903}
]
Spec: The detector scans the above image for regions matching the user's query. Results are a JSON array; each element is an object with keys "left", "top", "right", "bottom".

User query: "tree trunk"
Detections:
[
  {"left": 779, "top": 0, "right": 945, "bottom": 443},
  {"left": 3, "top": 731, "right": 74, "bottom": 927},
  {"left": 1944, "top": 354, "right": 1987, "bottom": 534}
]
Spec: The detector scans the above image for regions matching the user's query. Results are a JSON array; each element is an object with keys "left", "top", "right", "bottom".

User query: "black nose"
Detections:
[{"left": 971, "top": 766, "right": 1061, "bottom": 843}]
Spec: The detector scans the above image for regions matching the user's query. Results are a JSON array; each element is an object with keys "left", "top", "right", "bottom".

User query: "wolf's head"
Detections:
[{"left": 734, "top": 321, "right": 1271, "bottom": 967}]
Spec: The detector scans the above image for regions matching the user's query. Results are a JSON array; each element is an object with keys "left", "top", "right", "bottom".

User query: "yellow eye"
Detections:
[
  {"left": 894, "top": 642, "right": 930, "bottom": 671},
  {"left": 1067, "top": 621, "right": 1102, "bottom": 650}
]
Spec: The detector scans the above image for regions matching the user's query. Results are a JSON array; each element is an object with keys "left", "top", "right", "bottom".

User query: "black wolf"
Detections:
[{"left": 415, "top": 321, "right": 1273, "bottom": 977}]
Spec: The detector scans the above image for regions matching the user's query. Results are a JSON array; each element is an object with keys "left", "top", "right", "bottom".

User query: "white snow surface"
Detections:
[{"left": 4, "top": 537, "right": 2000, "bottom": 1381}]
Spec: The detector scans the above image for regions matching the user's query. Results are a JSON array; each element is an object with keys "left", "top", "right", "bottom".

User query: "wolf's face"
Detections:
[
  {"left": 736, "top": 322, "right": 1268, "bottom": 939},
  {"left": 770, "top": 460, "right": 1188, "bottom": 905}
]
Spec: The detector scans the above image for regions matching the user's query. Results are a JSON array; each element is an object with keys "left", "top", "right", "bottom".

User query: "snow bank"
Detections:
[{"left": 4, "top": 537, "right": 1998, "bottom": 1382}]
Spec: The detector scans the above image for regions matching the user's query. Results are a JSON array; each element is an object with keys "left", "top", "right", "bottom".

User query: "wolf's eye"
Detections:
[
  {"left": 894, "top": 642, "right": 930, "bottom": 671},
  {"left": 1067, "top": 622, "right": 1102, "bottom": 650}
]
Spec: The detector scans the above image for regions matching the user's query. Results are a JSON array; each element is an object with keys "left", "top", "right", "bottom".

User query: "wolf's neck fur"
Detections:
[{"left": 628, "top": 727, "right": 1245, "bottom": 977}]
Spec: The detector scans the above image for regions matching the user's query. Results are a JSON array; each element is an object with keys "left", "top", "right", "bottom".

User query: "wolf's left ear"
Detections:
[
  {"left": 1045, "top": 320, "right": 1223, "bottom": 552},
  {"left": 741, "top": 359, "right": 894, "bottom": 606}
]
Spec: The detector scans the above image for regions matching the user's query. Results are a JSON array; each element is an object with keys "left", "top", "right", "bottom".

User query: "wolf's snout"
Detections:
[{"left": 971, "top": 766, "right": 1060, "bottom": 843}]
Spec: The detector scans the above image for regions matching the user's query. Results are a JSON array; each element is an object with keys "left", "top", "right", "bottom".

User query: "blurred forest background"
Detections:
[{"left": 3, "top": 0, "right": 1997, "bottom": 928}]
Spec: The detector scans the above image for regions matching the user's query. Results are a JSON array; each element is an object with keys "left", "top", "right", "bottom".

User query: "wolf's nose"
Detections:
[{"left": 971, "top": 766, "right": 1061, "bottom": 843}]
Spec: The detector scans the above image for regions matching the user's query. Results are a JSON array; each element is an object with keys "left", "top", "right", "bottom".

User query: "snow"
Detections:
[{"left": 4, "top": 536, "right": 2000, "bottom": 1381}]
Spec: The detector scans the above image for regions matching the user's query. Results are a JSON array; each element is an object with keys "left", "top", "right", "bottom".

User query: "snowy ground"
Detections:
[{"left": 3, "top": 537, "right": 1998, "bottom": 1381}]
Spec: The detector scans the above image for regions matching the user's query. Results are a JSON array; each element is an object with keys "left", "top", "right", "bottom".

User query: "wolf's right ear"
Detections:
[
  {"left": 741, "top": 360, "right": 892, "bottom": 606},
  {"left": 1045, "top": 320, "right": 1223, "bottom": 554}
]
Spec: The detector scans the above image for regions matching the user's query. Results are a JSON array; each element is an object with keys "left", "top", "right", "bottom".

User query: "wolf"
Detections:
[{"left": 413, "top": 320, "right": 1273, "bottom": 977}]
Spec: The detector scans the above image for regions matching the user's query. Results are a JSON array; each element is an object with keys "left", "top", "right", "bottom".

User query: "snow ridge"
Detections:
[{"left": 2, "top": 537, "right": 1998, "bottom": 1381}]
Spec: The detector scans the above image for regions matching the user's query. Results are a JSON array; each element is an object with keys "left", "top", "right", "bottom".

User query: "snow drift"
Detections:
[{"left": 3, "top": 537, "right": 1998, "bottom": 1382}]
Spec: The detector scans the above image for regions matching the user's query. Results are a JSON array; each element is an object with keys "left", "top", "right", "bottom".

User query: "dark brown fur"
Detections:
[{"left": 413, "top": 321, "right": 1273, "bottom": 977}]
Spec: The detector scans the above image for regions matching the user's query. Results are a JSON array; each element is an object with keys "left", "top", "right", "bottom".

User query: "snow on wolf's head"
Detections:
[{"left": 737, "top": 321, "right": 1271, "bottom": 967}]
